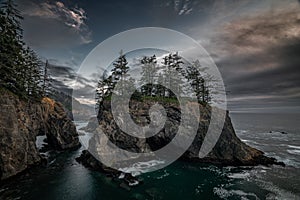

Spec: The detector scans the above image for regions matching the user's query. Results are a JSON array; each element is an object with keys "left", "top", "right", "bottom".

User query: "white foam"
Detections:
[
  {"left": 287, "top": 145, "right": 300, "bottom": 150},
  {"left": 35, "top": 135, "right": 47, "bottom": 150},
  {"left": 213, "top": 187, "right": 258, "bottom": 199},
  {"left": 156, "top": 170, "right": 170, "bottom": 180},
  {"left": 287, "top": 149, "right": 300, "bottom": 155},
  {"left": 272, "top": 156, "right": 300, "bottom": 168},
  {"left": 119, "top": 160, "right": 165, "bottom": 176},
  {"left": 256, "top": 178, "right": 299, "bottom": 200},
  {"left": 118, "top": 173, "right": 125, "bottom": 179},
  {"left": 128, "top": 180, "right": 139, "bottom": 186},
  {"left": 241, "top": 139, "right": 249, "bottom": 143},
  {"left": 237, "top": 130, "right": 249, "bottom": 134},
  {"left": 228, "top": 172, "right": 250, "bottom": 179}
]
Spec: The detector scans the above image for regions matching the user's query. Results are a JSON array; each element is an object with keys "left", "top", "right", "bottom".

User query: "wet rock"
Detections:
[
  {"left": 119, "top": 182, "right": 131, "bottom": 191},
  {"left": 76, "top": 150, "right": 141, "bottom": 187}
]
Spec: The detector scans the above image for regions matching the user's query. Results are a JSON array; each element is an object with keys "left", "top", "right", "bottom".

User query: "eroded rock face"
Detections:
[
  {"left": 80, "top": 99, "right": 283, "bottom": 169},
  {"left": 40, "top": 98, "right": 80, "bottom": 150},
  {"left": 0, "top": 90, "right": 80, "bottom": 180}
]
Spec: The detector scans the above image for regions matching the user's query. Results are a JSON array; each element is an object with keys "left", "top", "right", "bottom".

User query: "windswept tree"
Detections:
[
  {"left": 111, "top": 51, "right": 130, "bottom": 95},
  {"left": 95, "top": 73, "right": 113, "bottom": 107},
  {"left": 96, "top": 52, "right": 133, "bottom": 106},
  {"left": 0, "top": 0, "right": 24, "bottom": 93},
  {"left": 0, "top": 0, "right": 47, "bottom": 99},
  {"left": 155, "top": 72, "right": 166, "bottom": 97},
  {"left": 140, "top": 55, "right": 158, "bottom": 97},
  {"left": 23, "top": 47, "right": 43, "bottom": 97},
  {"left": 162, "top": 52, "right": 184, "bottom": 98},
  {"left": 186, "top": 60, "right": 211, "bottom": 104}
]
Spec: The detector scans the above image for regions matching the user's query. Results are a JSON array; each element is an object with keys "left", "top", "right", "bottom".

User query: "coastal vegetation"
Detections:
[
  {"left": 0, "top": 0, "right": 51, "bottom": 99},
  {"left": 95, "top": 52, "right": 212, "bottom": 110}
]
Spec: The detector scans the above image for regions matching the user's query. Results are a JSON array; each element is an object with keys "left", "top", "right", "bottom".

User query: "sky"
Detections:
[{"left": 14, "top": 0, "right": 300, "bottom": 113}]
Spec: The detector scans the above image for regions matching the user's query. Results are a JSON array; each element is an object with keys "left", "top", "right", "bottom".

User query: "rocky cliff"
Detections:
[
  {"left": 0, "top": 89, "right": 80, "bottom": 180},
  {"left": 78, "top": 99, "right": 283, "bottom": 173}
]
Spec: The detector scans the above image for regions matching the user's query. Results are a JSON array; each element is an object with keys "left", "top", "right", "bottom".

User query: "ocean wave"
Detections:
[
  {"left": 255, "top": 178, "right": 299, "bottom": 200},
  {"left": 228, "top": 172, "right": 250, "bottom": 179},
  {"left": 119, "top": 160, "right": 165, "bottom": 176},
  {"left": 287, "top": 149, "right": 300, "bottom": 155},
  {"left": 213, "top": 187, "right": 258, "bottom": 199},
  {"left": 236, "top": 130, "right": 249, "bottom": 134},
  {"left": 272, "top": 156, "right": 300, "bottom": 168},
  {"left": 287, "top": 145, "right": 300, "bottom": 150}
]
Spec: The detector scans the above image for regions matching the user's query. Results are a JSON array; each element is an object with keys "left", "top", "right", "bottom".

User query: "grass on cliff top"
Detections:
[{"left": 103, "top": 95, "right": 201, "bottom": 106}]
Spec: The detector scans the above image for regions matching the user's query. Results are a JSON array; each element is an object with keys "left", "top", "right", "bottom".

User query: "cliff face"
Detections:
[
  {"left": 0, "top": 90, "right": 80, "bottom": 180},
  {"left": 80, "top": 100, "right": 282, "bottom": 169}
]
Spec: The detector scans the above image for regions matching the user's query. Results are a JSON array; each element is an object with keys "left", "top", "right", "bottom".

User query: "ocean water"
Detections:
[{"left": 0, "top": 113, "right": 299, "bottom": 199}]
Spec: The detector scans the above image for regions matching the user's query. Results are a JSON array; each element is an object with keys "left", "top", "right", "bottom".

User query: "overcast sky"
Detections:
[{"left": 16, "top": 0, "right": 300, "bottom": 113}]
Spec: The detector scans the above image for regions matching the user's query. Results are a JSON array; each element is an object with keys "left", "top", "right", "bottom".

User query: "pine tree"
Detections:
[
  {"left": 95, "top": 52, "right": 132, "bottom": 106},
  {"left": 0, "top": 0, "right": 24, "bottom": 93},
  {"left": 24, "top": 48, "right": 43, "bottom": 97},
  {"left": 111, "top": 51, "right": 130, "bottom": 95},
  {"left": 140, "top": 55, "right": 158, "bottom": 97},
  {"left": 186, "top": 60, "right": 212, "bottom": 104},
  {"left": 156, "top": 72, "right": 165, "bottom": 97},
  {"left": 162, "top": 53, "right": 184, "bottom": 98},
  {"left": 0, "top": 0, "right": 49, "bottom": 100}
]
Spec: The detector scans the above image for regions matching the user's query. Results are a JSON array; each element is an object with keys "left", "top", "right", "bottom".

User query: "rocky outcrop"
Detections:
[
  {"left": 79, "top": 99, "right": 284, "bottom": 171},
  {"left": 0, "top": 89, "right": 80, "bottom": 180},
  {"left": 40, "top": 98, "right": 80, "bottom": 150},
  {"left": 76, "top": 150, "right": 141, "bottom": 188},
  {"left": 183, "top": 106, "right": 281, "bottom": 166}
]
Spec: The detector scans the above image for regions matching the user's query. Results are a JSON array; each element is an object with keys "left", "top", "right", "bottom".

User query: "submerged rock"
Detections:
[
  {"left": 76, "top": 150, "right": 141, "bottom": 188},
  {"left": 0, "top": 89, "right": 80, "bottom": 180}
]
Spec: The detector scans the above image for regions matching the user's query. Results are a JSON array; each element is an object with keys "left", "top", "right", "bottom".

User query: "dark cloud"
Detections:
[
  {"left": 212, "top": 4, "right": 300, "bottom": 112},
  {"left": 47, "top": 63, "right": 95, "bottom": 98},
  {"left": 17, "top": 0, "right": 91, "bottom": 48}
]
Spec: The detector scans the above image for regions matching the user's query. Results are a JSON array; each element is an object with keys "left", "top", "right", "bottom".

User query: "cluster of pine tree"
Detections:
[
  {"left": 96, "top": 51, "right": 212, "bottom": 106},
  {"left": 0, "top": 0, "right": 50, "bottom": 99}
]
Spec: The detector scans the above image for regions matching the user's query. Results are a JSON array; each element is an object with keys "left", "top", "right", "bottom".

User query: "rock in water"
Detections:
[
  {"left": 0, "top": 89, "right": 80, "bottom": 180},
  {"left": 79, "top": 99, "right": 284, "bottom": 170}
]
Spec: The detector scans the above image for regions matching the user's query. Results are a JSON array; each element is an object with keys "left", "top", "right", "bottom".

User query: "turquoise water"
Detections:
[
  {"left": 0, "top": 149, "right": 289, "bottom": 200},
  {"left": 0, "top": 113, "right": 299, "bottom": 199}
]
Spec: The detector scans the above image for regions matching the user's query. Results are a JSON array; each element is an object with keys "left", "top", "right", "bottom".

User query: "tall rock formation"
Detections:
[{"left": 0, "top": 89, "right": 80, "bottom": 180}]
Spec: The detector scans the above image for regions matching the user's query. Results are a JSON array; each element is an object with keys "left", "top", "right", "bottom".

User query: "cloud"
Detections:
[
  {"left": 216, "top": 5, "right": 300, "bottom": 58},
  {"left": 23, "top": 1, "right": 88, "bottom": 32},
  {"left": 211, "top": 3, "right": 300, "bottom": 112},
  {"left": 46, "top": 62, "right": 97, "bottom": 105},
  {"left": 162, "top": 0, "right": 194, "bottom": 15},
  {"left": 162, "top": 0, "right": 256, "bottom": 17},
  {"left": 19, "top": 0, "right": 91, "bottom": 47}
]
